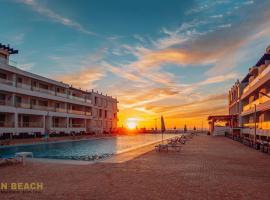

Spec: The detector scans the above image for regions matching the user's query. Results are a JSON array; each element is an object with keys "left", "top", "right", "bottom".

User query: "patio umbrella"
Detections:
[{"left": 161, "top": 115, "right": 166, "bottom": 144}]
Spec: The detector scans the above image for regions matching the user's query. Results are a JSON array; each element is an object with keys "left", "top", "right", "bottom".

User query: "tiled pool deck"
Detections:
[{"left": 1, "top": 134, "right": 270, "bottom": 200}]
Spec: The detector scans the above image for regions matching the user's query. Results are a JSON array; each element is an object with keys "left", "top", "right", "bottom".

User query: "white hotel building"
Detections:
[{"left": 0, "top": 43, "right": 118, "bottom": 139}]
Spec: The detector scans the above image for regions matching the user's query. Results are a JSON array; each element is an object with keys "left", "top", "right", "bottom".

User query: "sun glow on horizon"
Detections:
[{"left": 126, "top": 118, "right": 139, "bottom": 129}]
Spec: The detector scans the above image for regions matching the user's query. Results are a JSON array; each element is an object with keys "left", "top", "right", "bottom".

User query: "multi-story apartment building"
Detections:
[
  {"left": 241, "top": 45, "right": 270, "bottom": 131},
  {"left": 0, "top": 43, "right": 118, "bottom": 138}
]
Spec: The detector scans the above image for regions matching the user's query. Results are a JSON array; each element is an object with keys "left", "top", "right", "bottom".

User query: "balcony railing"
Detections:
[
  {"left": 32, "top": 104, "right": 55, "bottom": 111},
  {"left": 18, "top": 121, "right": 43, "bottom": 128},
  {"left": 85, "top": 111, "right": 91, "bottom": 116},
  {"left": 0, "top": 77, "right": 13, "bottom": 85},
  {"left": 16, "top": 102, "right": 30, "bottom": 109},
  {"left": 56, "top": 92, "right": 67, "bottom": 98},
  {"left": 52, "top": 123, "right": 67, "bottom": 128},
  {"left": 69, "top": 95, "right": 85, "bottom": 102},
  {"left": 70, "top": 123, "right": 85, "bottom": 128},
  {"left": 55, "top": 107, "right": 67, "bottom": 113},
  {"left": 86, "top": 99, "right": 91, "bottom": 104},
  {"left": 33, "top": 87, "right": 55, "bottom": 95},
  {"left": 69, "top": 110, "right": 85, "bottom": 115},
  {"left": 17, "top": 82, "right": 31, "bottom": 90},
  {"left": 243, "top": 64, "right": 270, "bottom": 94},
  {"left": 0, "top": 99, "right": 13, "bottom": 106},
  {"left": 0, "top": 121, "right": 14, "bottom": 128},
  {"left": 243, "top": 93, "right": 270, "bottom": 112}
]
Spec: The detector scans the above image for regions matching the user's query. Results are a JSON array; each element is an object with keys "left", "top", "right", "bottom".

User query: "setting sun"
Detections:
[{"left": 126, "top": 118, "right": 138, "bottom": 129}]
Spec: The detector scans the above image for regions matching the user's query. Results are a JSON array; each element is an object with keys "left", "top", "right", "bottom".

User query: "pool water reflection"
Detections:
[{"left": 0, "top": 134, "right": 177, "bottom": 161}]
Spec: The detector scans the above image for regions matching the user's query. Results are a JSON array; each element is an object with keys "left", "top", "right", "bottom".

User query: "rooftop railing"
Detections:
[{"left": 0, "top": 57, "right": 17, "bottom": 67}]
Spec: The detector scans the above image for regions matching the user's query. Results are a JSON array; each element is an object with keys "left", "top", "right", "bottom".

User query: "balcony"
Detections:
[
  {"left": 32, "top": 104, "right": 55, "bottom": 111},
  {"left": 0, "top": 121, "right": 14, "bottom": 128},
  {"left": 86, "top": 99, "right": 91, "bottom": 104},
  {"left": 55, "top": 107, "right": 67, "bottom": 113},
  {"left": 69, "top": 110, "right": 85, "bottom": 115},
  {"left": 33, "top": 87, "right": 55, "bottom": 95},
  {"left": 18, "top": 121, "right": 43, "bottom": 128},
  {"left": 243, "top": 64, "right": 270, "bottom": 95},
  {"left": 56, "top": 92, "right": 67, "bottom": 98},
  {"left": 16, "top": 102, "right": 30, "bottom": 109},
  {"left": 85, "top": 111, "right": 91, "bottom": 116},
  {"left": 0, "top": 77, "right": 13, "bottom": 86},
  {"left": 243, "top": 92, "right": 270, "bottom": 112},
  {"left": 17, "top": 82, "right": 31, "bottom": 90},
  {"left": 53, "top": 123, "right": 67, "bottom": 128},
  {"left": 70, "top": 123, "right": 85, "bottom": 128},
  {"left": 0, "top": 99, "right": 13, "bottom": 106},
  {"left": 69, "top": 95, "right": 85, "bottom": 102}
]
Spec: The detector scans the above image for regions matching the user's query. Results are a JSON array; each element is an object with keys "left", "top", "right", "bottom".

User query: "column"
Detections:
[
  {"left": 11, "top": 94, "right": 16, "bottom": 107},
  {"left": 12, "top": 73, "right": 17, "bottom": 87}
]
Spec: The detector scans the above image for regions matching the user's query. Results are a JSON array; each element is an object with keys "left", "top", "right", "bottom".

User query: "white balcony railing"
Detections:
[
  {"left": 69, "top": 110, "right": 85, "bottom": 115},
  {"left": 16, "top": 102, "right": 30, "bottom": 109},
  {"left": 17, "top": 82, "right": 31, "bottom": 90},
  {"left": 0, "top": 121, "right": 14, "bottom": 128},
  {"left": 18, "top": 121, "right": 43, "bottom": 128},
  {"left": 32, "top": 104, "right": 55, "bottom": 111},
  {"left": 243, "top": 64, "right": 270, "bottom": 94},
  {"left": 52, "top": 123, "right": 67, "bottom": 128},
  {"left": 55, "top": 107, "right": 67, "bottom": 113},
  {"left": 85, "top": 111, "right": 91, "bottom": 116},
  {"left": 0, "top": 99, "right": 13, "bottom": 106},
  {"left": 69, "top": 95, "right": 85, "bottom": 102},
  {"left": 33, "top": 87, "right": 55, "bottom": 95},
  {"left": 0, "top": 77, "right": 13, "bottom": 85},
  {"left": 70, "top": 123, "right": 85, "bottom": 128},
  {"left": 56, "top": 92, "right": 67, "bottom": 98}
]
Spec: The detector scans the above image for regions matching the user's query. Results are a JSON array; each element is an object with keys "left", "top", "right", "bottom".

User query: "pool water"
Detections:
[{"left": 0, "top": 134, "right": 177, "bottom": 161}]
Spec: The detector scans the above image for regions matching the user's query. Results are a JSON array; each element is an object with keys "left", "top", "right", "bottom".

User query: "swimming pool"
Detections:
[{"left": 0, "top": 134, "right": 177, "bottom": 161}]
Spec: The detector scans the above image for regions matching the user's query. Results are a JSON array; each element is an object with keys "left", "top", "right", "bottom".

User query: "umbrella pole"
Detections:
[{"left": 162, "top": 131, "right": 163, "bottom": 144}]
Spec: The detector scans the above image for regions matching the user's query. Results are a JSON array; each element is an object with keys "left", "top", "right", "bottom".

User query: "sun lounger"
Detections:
[
  {"left": 15, "top": 152, "right": 33, "bottom": 165},
  {"left": 0, "top": 157, "right": 21, "bottom": 167}
]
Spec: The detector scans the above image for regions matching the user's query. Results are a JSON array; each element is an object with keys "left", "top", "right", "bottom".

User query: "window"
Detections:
[
  {"left": 0, "top": 73, "right": 7, "bottom": 79},
  {"left": 17, "top": 77, "right": 22, "bottom": 83}
]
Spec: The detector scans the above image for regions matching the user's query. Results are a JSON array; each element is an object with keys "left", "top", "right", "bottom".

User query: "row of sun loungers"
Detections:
[
  {"left": 0, "top": 157, "right": 22, "bottom": 167},
  {"left": 155, "top": 133, "right": 195, "bottom": 152}
]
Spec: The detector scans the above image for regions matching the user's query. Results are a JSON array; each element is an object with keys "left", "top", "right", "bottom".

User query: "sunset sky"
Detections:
[{"left": 1, "top": 0, "right": 270, "bottom": 129}]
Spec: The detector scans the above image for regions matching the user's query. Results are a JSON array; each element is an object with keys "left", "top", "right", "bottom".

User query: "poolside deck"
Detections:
[{"left": 1, "top": 135, "right": 270, "bottom": 200}]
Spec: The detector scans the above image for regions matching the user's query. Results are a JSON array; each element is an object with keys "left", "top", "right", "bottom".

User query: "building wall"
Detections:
[
  {"left": 239, "top": 46, "right": 270, "bottom": 131},
  {"left": 0, "top": 56, "right": 118, "bottom": 136}
]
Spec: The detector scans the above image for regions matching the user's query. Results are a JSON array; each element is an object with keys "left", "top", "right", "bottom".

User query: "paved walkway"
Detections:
[{"left": 1, "top": 135, "right": 270, "bottom": 200}]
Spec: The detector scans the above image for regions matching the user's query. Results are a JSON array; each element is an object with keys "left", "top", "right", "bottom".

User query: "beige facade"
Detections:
[
  {"left": 228, "top": 45, "right": 270, "bottom": 136},
  {"left": 0, "top": 44, "right": 118, "bottom": 138}
]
